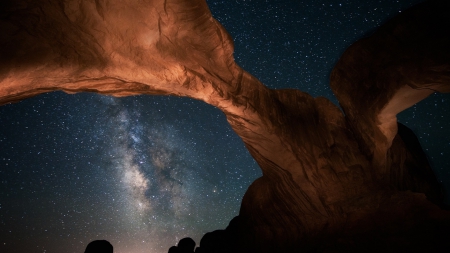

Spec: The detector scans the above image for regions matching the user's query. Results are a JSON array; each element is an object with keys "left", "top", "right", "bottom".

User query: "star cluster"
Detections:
[{"left": 1, "top": 1, "right": 449, "bottom": 253}]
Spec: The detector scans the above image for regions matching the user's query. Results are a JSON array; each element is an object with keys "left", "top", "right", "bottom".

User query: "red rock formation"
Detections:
[
  {"left": 331, "top": 0, "right": 450, "bottom": 172},
  {"left": 1, "top": 0, "right": 449, "bottom": 252}
]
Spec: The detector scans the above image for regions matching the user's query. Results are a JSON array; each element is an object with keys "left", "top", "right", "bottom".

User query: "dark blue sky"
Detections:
[{"left": 1, "top": 1, "right": 448, "bottom": 253}]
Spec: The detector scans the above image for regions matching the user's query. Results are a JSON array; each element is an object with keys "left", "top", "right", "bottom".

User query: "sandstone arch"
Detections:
[{"left": 1, "top": 0, "right": 450, "bottom": 251}]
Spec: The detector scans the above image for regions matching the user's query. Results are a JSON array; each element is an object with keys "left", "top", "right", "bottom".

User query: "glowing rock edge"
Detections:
[{"left": 1, "top": 0, "right": 449, "bottom": 252}]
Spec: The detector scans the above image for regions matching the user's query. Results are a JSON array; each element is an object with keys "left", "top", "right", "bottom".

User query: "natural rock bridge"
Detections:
[{"left": 1, "top": 0, "right": 449, "bottom": 252}]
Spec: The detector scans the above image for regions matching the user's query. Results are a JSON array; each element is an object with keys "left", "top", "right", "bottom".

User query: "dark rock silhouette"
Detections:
[
  {"left": 168, "top": 237, "right": 195, "bottom": 253},
  {"left": 178, "top": 237, "right": 195, "bottom": 253},
  {"left": 1, "top": 0, "right": 450, "bottom": 252},
  {"left": 195, "top": 230, "right": 228, "bottom": 253},
  {"left": 168, "top": 246, "right": 180, "bottom": 253},
  {"left": 84, "top": 240, "right": 113, "bottom": 253}
]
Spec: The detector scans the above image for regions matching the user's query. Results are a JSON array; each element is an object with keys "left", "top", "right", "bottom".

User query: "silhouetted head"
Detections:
[
  {"left": 178, "top": 237, "right": 196, "bottom": 252},
  {"left": 84, "top": 240, "right": 113, "bottom": 253}
]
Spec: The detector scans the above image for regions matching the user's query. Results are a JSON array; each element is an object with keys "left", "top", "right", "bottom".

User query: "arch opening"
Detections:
[{"left": 0, "top": 91, "right": 261, "bottom": 253}]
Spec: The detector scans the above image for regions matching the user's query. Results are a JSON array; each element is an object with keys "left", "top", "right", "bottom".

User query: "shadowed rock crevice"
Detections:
[{"left": 0, "top": 0, "right": 449, "bottom": 252}]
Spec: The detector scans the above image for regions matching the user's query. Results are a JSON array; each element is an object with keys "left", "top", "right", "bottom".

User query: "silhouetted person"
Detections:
[
  {"left": 178, "top": 237, "right": 196, "bottom": 253},
  {"left": 84, "top": 240, "right": 113, "bottom": 253}
]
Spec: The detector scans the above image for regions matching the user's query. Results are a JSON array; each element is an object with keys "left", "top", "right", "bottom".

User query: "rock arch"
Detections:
[{"left": 1, "top": 0, "right": 449, "bottom": 251}]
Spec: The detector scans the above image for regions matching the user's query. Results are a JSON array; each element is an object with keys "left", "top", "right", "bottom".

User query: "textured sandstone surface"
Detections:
[{"left": 1, "top": 0, "right": 449, "bottom": 252}]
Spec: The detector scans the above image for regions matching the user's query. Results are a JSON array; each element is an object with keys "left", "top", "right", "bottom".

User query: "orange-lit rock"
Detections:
[{"left": 0, "top": 0, "right": 449, "bottom": 252}]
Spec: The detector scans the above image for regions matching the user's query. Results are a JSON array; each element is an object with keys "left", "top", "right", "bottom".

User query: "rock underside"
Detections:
[{"left": 0, "top": 0, "right": 449, "bottom": 252}]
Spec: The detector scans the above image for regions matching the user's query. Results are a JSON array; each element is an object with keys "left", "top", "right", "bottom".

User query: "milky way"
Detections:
[
  {"left": 1, "top": 1, "right": 449, "bottom": 253},
  {"left": 90, "top": 96, "right": 259, "bottom": 253},
  {"left": 0, "top": 93, "right": 259, "bottom": 253}
]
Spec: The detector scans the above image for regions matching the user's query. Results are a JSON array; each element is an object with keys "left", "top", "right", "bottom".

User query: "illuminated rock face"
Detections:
[{"left": 0, "top": 0, "right": 449, "bottom": 251}]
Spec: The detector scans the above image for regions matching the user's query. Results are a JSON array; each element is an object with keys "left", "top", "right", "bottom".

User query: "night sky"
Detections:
[{"left": 1, "top": 1, "right": 448, "bottom": 253}]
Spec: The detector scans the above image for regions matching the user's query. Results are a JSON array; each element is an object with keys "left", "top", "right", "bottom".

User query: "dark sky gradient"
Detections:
[{"left": 1, "top": 1, "right": 448, "bottom": 253}]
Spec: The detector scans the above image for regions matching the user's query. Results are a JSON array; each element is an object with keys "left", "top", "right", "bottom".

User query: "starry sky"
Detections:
[{"left": 1, "top": 0, "right": 448, "bottom": 253}]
